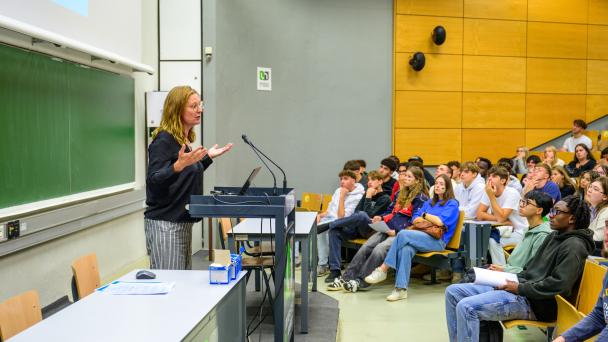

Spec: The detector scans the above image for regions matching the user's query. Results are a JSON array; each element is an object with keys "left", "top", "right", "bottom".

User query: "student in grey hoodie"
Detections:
[
  {"left": 445, "top": 195, "right": 594, "bottom": 342},
  {"left": 454, "top": 161, "right": 486, "bottom": 219}
]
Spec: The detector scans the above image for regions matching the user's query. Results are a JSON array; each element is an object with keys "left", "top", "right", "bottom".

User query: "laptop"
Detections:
[{"left": 237, "top": 167, "right": 261, "bottom": 195}]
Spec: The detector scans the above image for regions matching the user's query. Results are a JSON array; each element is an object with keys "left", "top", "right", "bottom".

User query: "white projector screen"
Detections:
[{"left": 0, "top": 0, "right": 142, "bottom": 62}]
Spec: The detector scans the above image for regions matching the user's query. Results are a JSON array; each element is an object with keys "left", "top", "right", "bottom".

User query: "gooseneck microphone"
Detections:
[
  {"left": 241, "top": 134, "right": 288, "bottom": 192},
  {"left": 242, "top": 134, "right": 278, "bottom": 195}
]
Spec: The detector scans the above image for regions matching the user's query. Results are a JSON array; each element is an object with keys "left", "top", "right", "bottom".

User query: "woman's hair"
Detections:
[
  {"left": 578, "top": 170, "right": 600, "bottom": 190},
  {"left": 397, "top": 166, "right": 427, "bottom": 208},
  {"left": 592, "top": 177, "right": 608, "bottom": 214},
  {"left": 552, "top": 165, "right": 576, "bottom": 188},
  {"left": 151, "top": 85, "right": 198, "bottom": 145},
  {"left": 431, "top": 174, "right": 455, "bottom": 206},
  {"left": 573, "top": 143, "right": 595, "bottom": 163},
  {"left": 562, "top": 195, "right": 591, "bottom": 230},
  {"left": 516, "top": 146, "right": 529, "bottom": 159},
  {"left": 544, "top": 146, "right": 559, "bottom": 166},
  {"left": 594, "top": 164, "right": 608, "bottom": 176}
]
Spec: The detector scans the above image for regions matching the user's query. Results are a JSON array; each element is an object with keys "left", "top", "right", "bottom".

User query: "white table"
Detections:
[
  {"left": 228, "top": 211, "right": 317, "bottom": 333},
  {"left": 10, "top": 270, "right": 247, "bottom": 342}
]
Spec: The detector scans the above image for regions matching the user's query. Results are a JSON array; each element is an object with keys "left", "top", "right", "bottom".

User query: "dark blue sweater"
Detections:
[
  {"left": 562, "top": 272, "right": 608, "bottom": 341},
  {"left": 145, "top": 131, "right": 213, "bottom": 222}
]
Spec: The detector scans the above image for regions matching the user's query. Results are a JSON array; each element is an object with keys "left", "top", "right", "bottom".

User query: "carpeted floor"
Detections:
[{"left": 193, "top": 251, "right": 339, "bottom": 342}]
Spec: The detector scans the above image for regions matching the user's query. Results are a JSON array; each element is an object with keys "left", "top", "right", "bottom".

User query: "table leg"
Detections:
[
  {"left": 300, "top": 236, "right": 309, "bottom": 333},
  {"left": 208, "top": 217, "right": 213, "bottom": 261},
  {"left": 311, "top": 224, "right": 317, "bottom": 292}
]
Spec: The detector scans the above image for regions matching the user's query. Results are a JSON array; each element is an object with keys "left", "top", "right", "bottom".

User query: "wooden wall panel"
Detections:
[
  {"left": 587, "top": 95, "right": 608, "bottom": 122},
  {"left": 395, "top": 15, "right": 463, "bottom": 54},
  {"left": 588, "top": 60, "right": 608, "bottom": 95},
  {"left": 526, "top": 129, "right": 569, "bottom": 148},
  {"left": 462, "top": 129, "right": 525, "bottom": 162},
  {"left": 463, "top": 19, "right": 526, "bottom": 57},
  {"left": 395, "top": 53, "right": 462, "bottom": 91},
  {"left": 462, "top": 92, "right": 525, "bottom": 128},
  {"left": 395, "top": 91, "right": 462, "bottom": 128},
  {"left": 588, "top": 25, "right": 608, "bottom": 60},
  {"left": 527, "top": 58, "right": 587, "bottom": 94},
  {"left": 589, "top": 0, "right": 608, "bottom": 25},
  {"left": 396, "top": 0, "right": 464, "bottom": 17},
  {"left": 464, "top": 0, "right": 527, "bottom": 20},
  {"left": 527, "top": 23, "right": 587, "bottom": 59},
  {"left": 394, "top": 129, "right": 462, "bottom": 165},
  {"left": 463, "top": 56, "right": 525, "bottom": 92},
  {"left": 526, "top": 94, "right": 586, "bottom": 128},
  {"left": 528, "top": 0, "right": 588, "bottom": 24}
]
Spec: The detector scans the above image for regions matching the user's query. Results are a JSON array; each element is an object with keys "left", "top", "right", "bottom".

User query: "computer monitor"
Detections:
[{"left": 238, "top": 167, "right": 261, "bottom": 195}]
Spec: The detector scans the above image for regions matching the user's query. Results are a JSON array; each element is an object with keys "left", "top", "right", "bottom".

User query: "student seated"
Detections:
[
  {"left": 520, "top": 155, "right": 542, "bottom": 186},
  {"left": 566, "top": 143, "right": 597, "bottom": 178},
  {"left": 488, "top": 191, "right": 553, "bottom": 274},
  {"left": 364, "top": 174, "right": 460, "bottom": 301},
  {"left": 586, "top": 177, "right": 608, "bottom": 256},
  {"left": 476, "top": 157, "right": 493, "bottom": 179},
  {"left": 551, "top": 165, "right": 577, "bottom": 199},
  {"left": 476, "top": 166, "right": 529, "bottom": 266},
  {"left": 329, "top": 166, "right": 428, "bottom": 292},
  {"left": 577, "top": 170, "right": 600, "bottom": 198},
  {"left": 454, "top": 162, "right": 485, "bottom": 219},
  {"left": 560, "top": 119, "right": 593, "bottom": 152},
  {"left": 343, "top": 159, "right": 367, "bottom": 189},
  {"left": 445, "top": 195, "right": 594, "bottom": 342},
  {"left": 388, "top": 155, "right": 400, "bottom": 180},
  {"left": 378, "top": 157, "right": 397, "bottom": 194},
  {"left": 316, "top": 170, "right": 365, "bottom": 277},
  {"left": 391, "top": 162, "right": 409, "bottom": 200},
  {"left": 321, "top": 171, "right": 391, "bottom": 283},
  {"left": 544, "top": 145, "right": 565, "bottom": 167},
  {"left": 408, "top": 155, "right": 435, "bottom": 186},
  {"left": 429, "top": 163, "right": 457, "bottom": 195},
  {"left": 448, "top": 160, "right": 461, "bottom": 185},
  {"left": 513, "top": 146, "right": 529, "bottom": 174},
  {"left": 498, "top": 158, "right": 523, "bottom": 193},
  {"left": 522, "top": 163, "right": 561, "bottom": 203},
  {"left": 593, "top": 163, "right": 608, "bottom": 177}
]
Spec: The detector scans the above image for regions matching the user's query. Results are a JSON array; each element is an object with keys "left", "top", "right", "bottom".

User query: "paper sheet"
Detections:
[
  {"left": 368, "top": 221, "right": 391, "bottom": 233},
  {"left": 473, "top": 267, "right": 519, "bottom": 287},
  {"left": 97, "top": 281, "right": 175, "bottom": 295}
]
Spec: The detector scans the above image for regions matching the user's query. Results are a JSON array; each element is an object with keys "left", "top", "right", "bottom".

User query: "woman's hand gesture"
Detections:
[{"left": 173, "top": 144, "right": 208, "bottom": 172}]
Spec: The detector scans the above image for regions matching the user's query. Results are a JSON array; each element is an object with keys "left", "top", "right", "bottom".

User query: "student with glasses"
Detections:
[
  {"left": 445, "top": 195, "right": 594, "bottom": 342},
  {"left": 586, "top": 177, "right": 608, "bottom": 255}
]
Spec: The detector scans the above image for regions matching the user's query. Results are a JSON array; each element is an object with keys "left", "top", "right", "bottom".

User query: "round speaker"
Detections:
[
  {"left": 409, "top": 52, "right": 425, "bottom": 71},
  {"left": 432, "top": 26, "right": 447, "bottom": 45}
]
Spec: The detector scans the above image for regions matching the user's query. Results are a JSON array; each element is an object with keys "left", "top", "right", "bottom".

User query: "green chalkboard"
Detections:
[{"left": 0, "top": 43, "right": 135, "bottom": 209}]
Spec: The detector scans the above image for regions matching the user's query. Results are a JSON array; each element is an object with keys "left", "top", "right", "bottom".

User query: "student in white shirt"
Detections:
[
  {"left": 477, "top": 166, "right": 529, "bottom": 266},
  {"left": 560, "top": 119, "right": 593, "bottom": 152},
  {"left": 454, "top": 161, "right": 485, "bottom": 219}
]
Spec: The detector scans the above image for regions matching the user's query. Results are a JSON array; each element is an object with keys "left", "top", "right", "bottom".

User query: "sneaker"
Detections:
[
  {"left": 327, "top": 276, "right": 345, "bottom": 291},
  {"left": 364, "top": 267, "right": 387, "bottom": 284},
  {"left": 386, "top": 288, "right": 408, "bottom": 301},
  {"left": 343, "top": 279, "right": 360, "bottom": 293},
  {"left": 422, "top": 269, "right": 452, "bottom": 281},
  {"left": 357, "top": 279, "right": 371, "bottom": 291},
  {"left": 451, "top": 272, "right": 463, "bottom": 284},
  {"left": 317, "top": 265, "right": 329, "bottom": 277},
  {"left": 325, "top": 270, "right": 341, "bottom": 283}
]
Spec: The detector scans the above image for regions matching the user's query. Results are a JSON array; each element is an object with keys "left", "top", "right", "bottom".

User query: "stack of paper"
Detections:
[
  {"left": 473, "top": 267, "right": 519, "bottom": 287},
  {"left": 97, "top": 281, "right": 175, "bottom": 295}
]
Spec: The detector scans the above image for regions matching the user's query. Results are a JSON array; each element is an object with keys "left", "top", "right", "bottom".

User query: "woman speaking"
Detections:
[{"left": 145, "top": 85, "right": 232, "bottom": 270}]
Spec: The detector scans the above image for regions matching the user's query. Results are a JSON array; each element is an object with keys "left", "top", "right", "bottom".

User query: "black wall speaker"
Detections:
[
  {"left": 432, "top": 26, "right": 446, "bottom": 45},
  {"left": 409, "top": 52, "right": 425, "bottom": 71}
]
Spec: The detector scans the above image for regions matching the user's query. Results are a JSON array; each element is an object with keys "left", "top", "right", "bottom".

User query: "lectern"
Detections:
[{"left": 189, "top": 187, "right": 296, "bottom": 342}]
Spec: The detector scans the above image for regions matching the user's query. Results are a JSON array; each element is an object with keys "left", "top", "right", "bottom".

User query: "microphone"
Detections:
[
  {"left": 242, "top": 134, "right": 278, "bottom": 195},
  {"left": 242, "top": 134, "right": 288, "bottom": 192}
]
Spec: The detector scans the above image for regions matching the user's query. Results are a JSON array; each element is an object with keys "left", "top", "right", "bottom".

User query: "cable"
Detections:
[{"left": 211, "top": 194, "right": 268, "bottom": 206}]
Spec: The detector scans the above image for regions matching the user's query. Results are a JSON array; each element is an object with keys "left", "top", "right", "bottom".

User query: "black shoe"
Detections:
[
  {"left": 316, "top": 222, "right": 330, "bottom": 234},
  {"left": 325, "top": 270, "right": 341, "bottom": 283},
  {"left": 358, "top": 279, "right": 371, "bottom": 291}
]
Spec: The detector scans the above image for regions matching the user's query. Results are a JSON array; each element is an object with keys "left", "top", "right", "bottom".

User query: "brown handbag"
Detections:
[{"left": 410, "top": 225, "right": 446, "bottom": 240}]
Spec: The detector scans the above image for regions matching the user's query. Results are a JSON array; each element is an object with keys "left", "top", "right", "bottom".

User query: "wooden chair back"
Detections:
[
  {"left": 0, "top": 290, "right": 42, "bottom": 340},
  {"left": 300, "top": 192, "right": 322, "bottom": 212},
  {"left": 446, "top": 211, "right": 465, "bottom": 251},
  {"left": 576, "top": 259, "right": 607, "bottom": 315},
  {"left": 71, "top": 253, "right": 101, "bottom": 300},
  {"left": 321, "top": 194, "right": 332, "bottom": 212},
  {"left": 555, "top": 294, "right": 585, "bottom": 337}
]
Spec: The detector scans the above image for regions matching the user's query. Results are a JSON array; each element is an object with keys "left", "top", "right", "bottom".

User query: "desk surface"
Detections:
[
  {"left": 230, "top": 211, "right": 317, "bottom": 236},
  {"left": 11, "top": 270, "right": 246, "bottom": 342}
]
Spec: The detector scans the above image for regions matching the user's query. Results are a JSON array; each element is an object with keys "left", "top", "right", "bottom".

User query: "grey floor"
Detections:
[{"left": 193, "top": 251, "right": 338, "bottom": 342}]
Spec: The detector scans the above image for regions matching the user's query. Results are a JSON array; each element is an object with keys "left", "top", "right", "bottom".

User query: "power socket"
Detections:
[{"left": 7, "top": 220, "right": 20, "bottom": 239}]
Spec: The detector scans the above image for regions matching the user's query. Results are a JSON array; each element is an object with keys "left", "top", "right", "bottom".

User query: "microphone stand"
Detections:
[
  {"left": 247, "top": 143, "right": 287, "bottom": 192},
  {"left": 243, "top": 139, "right": 278, "bottom": 195}
]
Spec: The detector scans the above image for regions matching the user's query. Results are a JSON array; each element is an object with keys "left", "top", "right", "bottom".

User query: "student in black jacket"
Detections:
[
  {"left": 145, "top": 86, "right": 232, "bottom": 270},
  {"left": 445, "top": 195, "right": 594, "bottom": 342}
]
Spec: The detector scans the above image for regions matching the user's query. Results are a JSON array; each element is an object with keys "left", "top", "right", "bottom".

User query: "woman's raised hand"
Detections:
[{"left": 173, "top": 144, "right": 208, "bottom": 172}]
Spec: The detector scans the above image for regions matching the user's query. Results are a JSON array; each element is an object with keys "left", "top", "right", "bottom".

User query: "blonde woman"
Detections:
[
  {"left": 543, "top": 146, "right": 565, "bottom": 167},
  {"left": 512, "top": 146, "right": 529, "bottom": 174},
  {"left": 145, "top": 85, "right": 232, "bottom": 270}
]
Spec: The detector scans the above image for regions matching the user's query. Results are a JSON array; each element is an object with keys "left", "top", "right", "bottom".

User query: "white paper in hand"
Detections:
[
  {"left": 369, "top": 221, "right": 391, "bottom": 233},
  {"left": 473, "top": 267, "right": 519, "bottom": 287}
]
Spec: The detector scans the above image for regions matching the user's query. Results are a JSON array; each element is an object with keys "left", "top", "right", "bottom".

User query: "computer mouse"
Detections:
[{"left": 136, "top": 270, "right": 156, "bottom": 279}]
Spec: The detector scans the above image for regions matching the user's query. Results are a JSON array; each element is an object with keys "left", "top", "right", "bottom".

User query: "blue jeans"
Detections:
[
  {"left": 327, "top": 212, "right": 372, "bottom": 270},
  {"left": 445, "top": 283, "right": 536, "bottom": 342},
  {"left": 318, "top": 212, "right": 371, "bottom": 267},
  {"left": 384, "top": 229, "right": 445, "bottom": 289}
]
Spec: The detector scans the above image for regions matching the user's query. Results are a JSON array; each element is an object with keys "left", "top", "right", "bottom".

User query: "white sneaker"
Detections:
[
  {"left": 386, "top": 288, "right": 408, "bottom": 301},
  {"left": 343, "top": 279, "right": 359, "bottom": 293},
  {"left": 326, "top": 277, "right": 345, "bottom": 291},
  {"left": 364, "top": 267, "right": 387, "bottom": 284}
]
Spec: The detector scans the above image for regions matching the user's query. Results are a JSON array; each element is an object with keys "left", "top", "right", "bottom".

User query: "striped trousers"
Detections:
[{"left": 144, "top": 218, "right": 193, "bottom": 270}]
